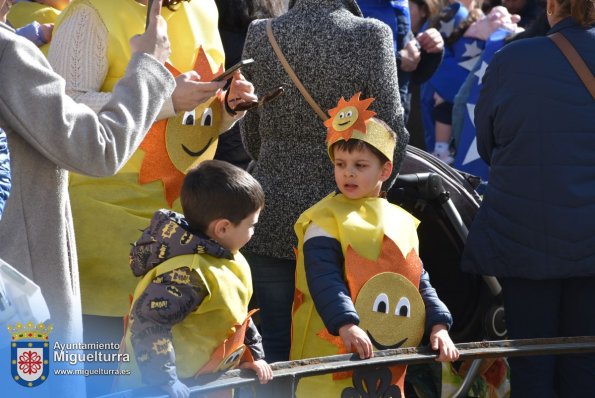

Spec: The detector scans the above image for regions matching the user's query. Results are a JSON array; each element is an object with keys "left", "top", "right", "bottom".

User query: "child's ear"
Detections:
[
  {"left": 380, "top": 161, "right": 393, "bottom": 182},
  {"left": 210, "top": 218, "right": 232, "bottom": 239}
]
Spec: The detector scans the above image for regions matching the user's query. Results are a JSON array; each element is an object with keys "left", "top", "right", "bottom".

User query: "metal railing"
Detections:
[{"left": 99, "top": 336, "right": 595, "bottom": 398}]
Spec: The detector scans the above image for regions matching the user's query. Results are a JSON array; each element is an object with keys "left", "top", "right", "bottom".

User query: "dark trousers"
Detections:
[
  {"left": 500, "top": 277, "right": 595, "bottom": 398},
  {"left": 243, "top": 252, "right": 296, "bottom": 363}
]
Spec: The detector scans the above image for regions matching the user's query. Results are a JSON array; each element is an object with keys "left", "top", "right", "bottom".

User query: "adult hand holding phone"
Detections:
[
  {"left": 226, "top": 71, "right": 257, "bottom": 114},
  {"left": 129, "top": 0, "right": 171, "bottom": 64},
  {"left": 171, "top": 71, "right": 226, "bottom": 113}
]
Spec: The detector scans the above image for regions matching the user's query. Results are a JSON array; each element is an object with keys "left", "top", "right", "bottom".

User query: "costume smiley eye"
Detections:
[
  {"left": 201, "top": 108, "right": 213, "bottom": 127},
  {"left": 395, "top": 297, "right": 411, "bottom": 317},
  {"left": 182, "top": 110, "right": 196, "bottom": 126},
  {"left": 346, "top": 110, "right": 353, "bottom": 117},
  {"left": 338, "top": 111, "right": 345, "bottom": 119},
  {"left": 372, "top": 293, "right": 389, "bottom": 314},
  {"left": 223, "top": 350, "right": 242, "bottom": 366}
]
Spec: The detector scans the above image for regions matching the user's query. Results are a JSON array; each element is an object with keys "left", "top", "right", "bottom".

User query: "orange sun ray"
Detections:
[
  {"left": 324, "top": 92, "right": 376, "bottom": 144},
  {"left": 345, "top": 236, "right": 422, "bottom": 301}
]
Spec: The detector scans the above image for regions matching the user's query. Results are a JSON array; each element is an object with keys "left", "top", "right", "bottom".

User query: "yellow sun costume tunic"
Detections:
[
  {"left": 291, "top": 192, "right": 425, "bottom": 397},
  {"left": 7, "top": 2, "right": 61, "bottom": 54},
  {"left": 54, "top": 0, "right": 234, "bottom": 317},
  {"left": 119, "top": 252, "right": 252, "bottom": 389},
  {"left": 7, "top": 2, "right": 60, "bottom": 26}
]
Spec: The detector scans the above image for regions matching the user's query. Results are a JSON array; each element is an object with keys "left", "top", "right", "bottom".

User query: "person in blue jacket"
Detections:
[
  {"left": 0, "top": 128, "right": 9, "bottom": 220},
  {"left": 461, "top": 0, "right": 595, "bottom": 395}
]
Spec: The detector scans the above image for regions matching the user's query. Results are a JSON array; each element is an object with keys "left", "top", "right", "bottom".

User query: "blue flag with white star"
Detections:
[
  {"left": 420, "top": 2, "right": 485, "bottom": 151},
  {"left": 453, "top": 29, "right": 509, "bottom": 181}
]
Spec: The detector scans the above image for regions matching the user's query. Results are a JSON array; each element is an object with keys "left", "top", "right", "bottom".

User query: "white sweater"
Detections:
[{"left": 48, "top": 2, "right": 176, "bottom": 119}]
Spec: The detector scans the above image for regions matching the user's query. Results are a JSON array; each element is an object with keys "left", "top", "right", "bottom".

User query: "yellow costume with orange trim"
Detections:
[
  {"left": 53, "top": 0, "right": 234, "bottom": 317},
  {"left": 118, "top": 252, "right": 253, "bottom": 390},
  {"left": 290, "top": 93, "right": 425, "bottom": 397},
  {"left": 292, "top": 193, "right": 425, "bottom": 397},
  {"left": 6, "top": 2, "right": 61, "bottom": 55}
]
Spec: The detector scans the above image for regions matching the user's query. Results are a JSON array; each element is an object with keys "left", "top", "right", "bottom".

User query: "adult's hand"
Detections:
[
  {"left": 417, "top": 28, "right": 444, "bottom": 54},
  {"left": 398, "top": 40, "right": 421, "bottom": 72},
  {"left": 465, "top": 6, "right": 521, "bottom": 40},
  {"left": 39, "top": 23, "right": 54, "bottom": 44},
  {"left": 171, "top": 71, "right": 225, "bottom": 113},
  {"left": 226, "top": 71, "right": 258, "bottom": 114},
  {"left": 129, "top": 0, "right": 171, "bottom": 64}
]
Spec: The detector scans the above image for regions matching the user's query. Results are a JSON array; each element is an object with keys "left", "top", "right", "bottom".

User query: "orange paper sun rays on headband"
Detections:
[
  {"left": 324, "top": 92, "right": 376, "bottom": 144},
  {"left": 324, "top": 93, "right": 396, "bottom": 163}
]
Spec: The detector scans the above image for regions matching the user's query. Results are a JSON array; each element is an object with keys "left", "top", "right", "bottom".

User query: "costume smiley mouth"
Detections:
[
  {"left": 367, "top": 331, "right": 408, "bottom": 350},
  {"left": 338, "top": 121, "right": 351, "bottom": 126},
  {"left": 181, "top": 138, "right": 213, "bottom": 157}
]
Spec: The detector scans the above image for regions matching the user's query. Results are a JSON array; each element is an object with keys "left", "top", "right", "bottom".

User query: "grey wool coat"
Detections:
[
  {"left": 0, "top": 22, "right": 174, "bottom": 395},
  {"left": 240, "top": 0, "right": 408, "bottom": 259}
]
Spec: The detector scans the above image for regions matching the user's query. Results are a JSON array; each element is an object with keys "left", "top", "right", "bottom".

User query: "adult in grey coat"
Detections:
[
  {"left": 0, "top": 1, "right": 173, "bottom": 395},
  {"left": 240, "top": 0, "right": 408, "bottom": 362}
]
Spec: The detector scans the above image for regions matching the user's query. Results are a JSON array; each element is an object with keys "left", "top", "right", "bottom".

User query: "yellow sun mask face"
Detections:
[
  {"left": 165, "top": 97, "right": 221, "bottom": 173},
  {"left": 354, "top": 272, "right": 425, "bottom": 350},
  {"left": 331, "top": 106, "right": 359, "bottom": 132}
]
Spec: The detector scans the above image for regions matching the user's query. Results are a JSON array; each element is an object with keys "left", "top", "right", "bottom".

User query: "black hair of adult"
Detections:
[
  {"left": 215, "top": 0, "right": 288, "bottom": 33},
  {"left": 181, "top": 160, "right": 265, "bottom": 234}
]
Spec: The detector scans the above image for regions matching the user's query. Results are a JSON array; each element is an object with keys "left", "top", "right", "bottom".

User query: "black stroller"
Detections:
[{"left": 388, "top": 146, "right": 506, "bottom": 397}]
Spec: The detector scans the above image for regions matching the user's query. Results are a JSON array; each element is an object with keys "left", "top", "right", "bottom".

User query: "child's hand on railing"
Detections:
[
  {"left": 161, "top": 379, "right": 190, "bottom": 398},
  {"left": 430, "top": 324, "right": 460, "bottom": 362},
  {"left": 240, "top": 359, "right": 273, "bottom": 384},
  {"left": 339, "top": 323, "right": 374, "bottom": 359}
]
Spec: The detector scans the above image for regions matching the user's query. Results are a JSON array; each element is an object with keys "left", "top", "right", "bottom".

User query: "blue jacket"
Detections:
[
  {"left": 304, "top": 236, "right": 453, "bottom": 335},
  {"left": 462, "top": 18, "right": 595, "bottom": 279},
  {"left": 0, "top": 128, "right": 10, "bottom": 220}
]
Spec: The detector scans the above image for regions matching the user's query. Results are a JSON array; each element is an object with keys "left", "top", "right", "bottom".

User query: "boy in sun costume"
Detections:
[
  {"left": 291, "top": 93, "right": 459, "bottom": 397},
  {"left": 116, "top": 161, "right": 272, "bottom": 396}
]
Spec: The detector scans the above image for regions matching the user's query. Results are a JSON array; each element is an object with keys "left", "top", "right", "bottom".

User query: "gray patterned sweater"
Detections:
[{"left": 240, "top": 0, "right": 408, "bottom": 259}]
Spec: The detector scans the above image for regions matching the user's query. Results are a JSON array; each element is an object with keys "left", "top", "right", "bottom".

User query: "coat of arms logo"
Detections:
[{"left": 7, "top": 321, "right": 52, "bottom": 387}]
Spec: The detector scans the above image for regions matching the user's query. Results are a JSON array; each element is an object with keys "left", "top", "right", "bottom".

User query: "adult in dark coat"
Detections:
[
  {"left": 461, "top": 0, "right": 595, "bottom": 395},
  {"left": 213, "top": 0, "right": 287, "bottom": 169},
  {"left": 240, "top": 0, "right": 408, "bottom": 362}
]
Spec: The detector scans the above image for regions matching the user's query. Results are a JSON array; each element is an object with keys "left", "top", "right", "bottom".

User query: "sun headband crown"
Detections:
[{"left": 324, "top": 93, "right": 396, "bottom": 162}]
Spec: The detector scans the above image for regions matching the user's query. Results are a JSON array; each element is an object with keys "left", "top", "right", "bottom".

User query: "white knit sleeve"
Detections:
[
  {"left": 48, "top": 3, "right": 175, "bottom": 119},
  {"left": 48, "top": 3, "right": 111, "bottom": 113}
]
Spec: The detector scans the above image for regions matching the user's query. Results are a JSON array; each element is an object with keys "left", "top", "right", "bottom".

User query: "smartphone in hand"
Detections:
[{"left": 212, "top": 58, "right": 254, "bottom": 82}]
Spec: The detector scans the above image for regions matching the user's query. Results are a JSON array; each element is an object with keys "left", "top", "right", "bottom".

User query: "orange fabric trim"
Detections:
[{"left": 345, "top": 236, "right": 422, "bottom": 302}]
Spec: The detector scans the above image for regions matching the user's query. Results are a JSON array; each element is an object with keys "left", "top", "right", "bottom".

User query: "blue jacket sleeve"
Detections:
[
  {"left": 245, "top": 318, "right": 265, "bottom": 361},
  {"left": 412, "top": 49, "right": 444, "bottom": 85},
  {"left": 0, "top": 129, "right": 10, "bottom": 220},
  {"left": 419, "top": 267, "right": 453, "bottom": 333},
  {"left": 303, "top": 236, "right": 359, "bottom": 336}
]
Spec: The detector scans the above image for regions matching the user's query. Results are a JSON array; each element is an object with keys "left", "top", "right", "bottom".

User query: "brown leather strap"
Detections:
[
  {"left": 266, "top": 20, "right": 329, "bottom": 121},
  {"left": 549, "top": 32, "right": 595, "bottom": 100}
]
